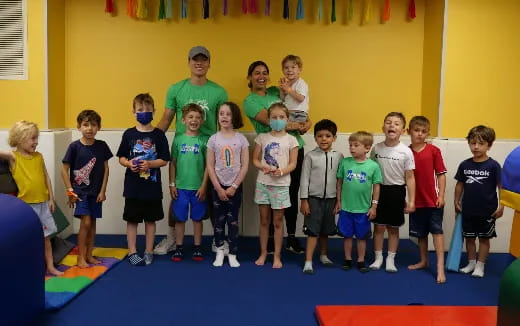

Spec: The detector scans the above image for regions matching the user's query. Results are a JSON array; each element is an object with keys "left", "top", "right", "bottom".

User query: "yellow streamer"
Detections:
[
  {"left": 363, "top": 0, "right": 371, "bottom": 24},
  {"left": 136, "top": 0, "right": 148, "bottom": 19}
]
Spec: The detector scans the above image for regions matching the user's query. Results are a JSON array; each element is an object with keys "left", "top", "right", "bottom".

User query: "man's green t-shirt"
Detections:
[
  {"left": 165, "top": 79, "right": 227, "bottom": 136},
  {"left": 337, "top": 157, "right": 383, "bottom": 213},
  {"left": 243, "top": 86, "right": 304, "bottom": 148},
  {"left": 171, "top": 133, "right": 209, "bottom": 190}
]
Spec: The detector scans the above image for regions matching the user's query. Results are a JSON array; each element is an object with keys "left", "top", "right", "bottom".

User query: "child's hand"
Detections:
[
  {"left": 196, "top": 187, "right": 206, "bottom": 201},
  {"left": 404, "top": 201, "right": 415, "bottom": 214},
  {"left": 261, "top": 164, "right": 272, "bottom": 174},
  {"left": 169, "top": 185, "right": 178, "bottom": 199},
  {"left": 225, "top": 186, "right": 236, "bottom": 198},
  {"left": 129, "top": 159, "right": 140, "bottom": 172},
  {"left": 367, "top": 206, "right": 377, "bottom": 220},
  {"left": 138, "top": 160, "right": 150, "bottom": 172},
  {"left": 454, "top": 201, "right": 462, "bottom": 213},
  {"left": 271, "top": 168, "right": 284, "bottom": 177},
  {"left": 96, "top": 192, "right": 106, "bottom": 203},
  {"left": 279, "top": 77, "right": 289, "bottom": 91},
  {"left": 300, "top": 200, "right": 310, "bottom": 216},
  {"left": 436, "top": 196, "right": 445, "bottom": 208},
  {"left": 334, "top": 201, "right": 341, "bottom": 215},
  {"left": 49, "top": 200, "right": 56, "bottom": 214},
  {"left": 492, "top": 205, "right": 504, "bottom": 219},
  {"left": 66, "top": 188, "right": 81, "bottom": 207},
  {"left": 217, "top": 187, "right": 229, "bottom": 201}
]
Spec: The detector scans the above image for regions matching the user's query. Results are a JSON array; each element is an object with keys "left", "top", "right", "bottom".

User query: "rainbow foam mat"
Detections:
[{"left": 45, "top": 247, "right": 128, "bottom": 310}]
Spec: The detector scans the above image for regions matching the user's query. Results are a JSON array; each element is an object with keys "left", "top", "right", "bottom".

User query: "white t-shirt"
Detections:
[
  {"left": 207, "top": 131, "right": 249, "bottom": 186},
  {"left": 254, "top": 132, "right": 299, "bottom": 186},
  {"left": 283, "top": 78, "right": 309, "bottom": 113},
  {"left": 370, "top": 142, "right": 415, "bottom": 185}
]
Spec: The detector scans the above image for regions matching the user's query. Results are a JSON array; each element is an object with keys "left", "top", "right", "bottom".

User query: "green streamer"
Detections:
[
  {"left": 318, "top": 0, "right": 323, "bottom": 21},
  {"left": 158, "top": 0, "right": 165, "bottom": 19},
  {"left": 331, "top": 0, "right": 336, "bottom": 23},
  {"left": 348, "top": 0, "right": 353, "bottom": 21}
]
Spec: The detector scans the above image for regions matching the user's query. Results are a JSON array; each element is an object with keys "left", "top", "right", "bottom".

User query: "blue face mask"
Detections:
[
  {"left": 270, "top": 119, "right": 287, "bottom": 131},
  {"left": 136, "top": 112, "right": 153, "bottom": 125}
]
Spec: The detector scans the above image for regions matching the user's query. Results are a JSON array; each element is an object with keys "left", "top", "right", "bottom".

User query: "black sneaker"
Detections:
[
  {"left": 192, "top": 247, "right": 203, "bottom": 261},
  {"left": 285, "top": 237, "right": 305, "bottom": 254},
  {"left": 171, "top": 247, "right": 183, "bottom": 262},
  {"left": 357, "top": 261, "right": 370, "bottom": 273},
  {"left": 128, "top": 253, "right": 146, "bottom": 266},
  {"left": 342, "top": 259, "right": 352, "bottom": 270}
]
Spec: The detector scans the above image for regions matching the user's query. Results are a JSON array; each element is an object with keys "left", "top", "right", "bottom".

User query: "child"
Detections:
[
  {"left": 0, "top": 121, "right": 63, "bottom": 276},
  {"left": 337, "top": 131, "right": 382, "bottom": 273},
  {"left": 252, "top": 103, "right": 299, "bottom": 269},
  {"left": 407, "top": 116, "right": 447, "bottom": 283},
  {"left": 206, "top": 102, "right": 249, "bottom": 267},
  {"left": 116, "top": 93, "right": 170, "bottom": 266},
  {"left": 279, "top": 55, "right": 309, "bottom": 124},
  {"left": 369, "top": 112, "right": 415, "bottom": 272},
  {"left": 61, "top": 110, "right": 113, "bottom": 268},
  {"left": 169, "top": 103, "right": 209, "bottom": 262},
  {"left": 300, "top": 119, "right": 344, "bottom": 274},
  {"left": 454, "top": 125, "right": 503, "bottom": 278}
]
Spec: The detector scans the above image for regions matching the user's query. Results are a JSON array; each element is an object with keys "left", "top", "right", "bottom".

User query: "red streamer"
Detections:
[
  {"left": 105, "top": 0, "right": 114, "bottom": 13},
  {"left": 382, "top": 0, "right": 390, "bottom": 21},
  {"left": 249, "top": 0, "right": 258, "bottom": 14},
  {"left": 127, "top": 0, "right": 136, "bottom": 17},
  {"left": 409, "top": 0, "right": 416, "bottom": 19},
  {"left": 242, "top": 0, "right": 247, "bottom": 13}
]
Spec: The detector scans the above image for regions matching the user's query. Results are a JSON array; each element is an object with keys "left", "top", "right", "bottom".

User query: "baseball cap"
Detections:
[{"left": 188, "top": 46, "right": 210, "bottom": 60}]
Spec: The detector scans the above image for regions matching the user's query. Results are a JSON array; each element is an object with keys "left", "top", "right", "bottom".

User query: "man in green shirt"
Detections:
[{"left": 155, "top": 46, "right": 228, "bottom": 255}]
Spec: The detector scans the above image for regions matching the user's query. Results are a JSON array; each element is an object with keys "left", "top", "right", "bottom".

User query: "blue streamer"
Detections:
[
  {"left": 283, "top": 0, "right": 289, "bottom": 19},
  {"left": 181, "top": 0, "right": 187, "bottom": 19},
  {"left": 296, "top": 0, "right": 303, "bottom": 20},
  {"left": 446, "top": 213, "right": 463, "bottom": 272},
  {"left": 165, "top": 0, "right": 172, "bottom": 18},
  {"left": 203, "top": 0, "right": 209, "bottom": 19}
]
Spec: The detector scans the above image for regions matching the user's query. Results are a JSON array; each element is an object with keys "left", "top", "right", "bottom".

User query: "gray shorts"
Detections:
[
  {"left": 289, "top": 111, "right": 308, "bottom": 123},
  {"left": 303, "top": 197, "right": 337, "bottom": 237},
  {"left": 29, "top": 201, "right": 58, "bottom": 237}
]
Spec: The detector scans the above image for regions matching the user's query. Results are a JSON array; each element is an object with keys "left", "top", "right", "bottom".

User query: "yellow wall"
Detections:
[
  {"left": 65, "top": 0, "right": 426, "bottom": 132},
  {"left": 420, "top": 0, "right": 444, "bottom": 136},
  {"left": 0, "top": 0, "right": 46, "bottom": 129},
  {"left": 48, "top": 0, "right": 66, "bottom": 128},
  {"left": 442, "top": 0, "right": 520, "bottom": 138}
]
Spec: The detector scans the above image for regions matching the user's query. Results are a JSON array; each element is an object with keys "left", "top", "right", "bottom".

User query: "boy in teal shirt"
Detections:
[
  {"left": 169, "top": 103, "right": 209, "bottom": 262},
  {"left": 336, "top": 131, "right": 382, "bottom": 272}
]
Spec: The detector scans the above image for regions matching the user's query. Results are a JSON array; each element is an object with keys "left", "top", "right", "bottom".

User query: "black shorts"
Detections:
[
  {"left": 123, "top": 198, "right": 164, "bottom": 223},
  {"left": 302, "top": 197, "right": 337, "bottom": 237},
  {"left": 373, "top": 185, "right": 406, "bottom": 228},
  {"left": 462, "top": 214, "right": 496, "bottom": 238},
  {"left": 409, "top": 207, "right": 444, "bottom": 238}
]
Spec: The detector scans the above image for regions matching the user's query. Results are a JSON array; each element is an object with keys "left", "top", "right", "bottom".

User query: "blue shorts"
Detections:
[
  {"left": 172, "top": 189, "right": 208, "bottom": 222},
  {"left": 409, "top": 207, "right": 443, "bottom": 238},
  {"left": 337, "top": 211, "right": 371, "bottom": 239},
  {"left": 74, "top": 195, "right": 102, "bottom": 218}
]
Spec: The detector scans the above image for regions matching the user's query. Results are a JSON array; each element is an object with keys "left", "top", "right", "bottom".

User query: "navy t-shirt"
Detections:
[
  {"left": 116, "top": 127, "right": 170, "bottom": 200},
  {"left": 455, "top": 157, "right": 501, "bottom": 216},
  {"left": 62, "top": 140, "right": 113, "bottom": 197}
]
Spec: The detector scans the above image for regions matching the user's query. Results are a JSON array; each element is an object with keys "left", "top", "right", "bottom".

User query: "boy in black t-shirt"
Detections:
[
  {"left": 454, "top": 125, "right": 504, "bottom": 278},
  {"left": 116, "top": 94, "right": 170, "bottom": 266}
]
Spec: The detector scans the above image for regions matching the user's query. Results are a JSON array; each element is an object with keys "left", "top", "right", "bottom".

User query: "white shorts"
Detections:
[{"left": 29, "top": 201, "right": 57, "bottom": 237}]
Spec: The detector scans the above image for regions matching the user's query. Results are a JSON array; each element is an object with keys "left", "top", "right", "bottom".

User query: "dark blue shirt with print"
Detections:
[
  {"left": 116, "top": 127, "right": 170, "bottom": 200},
  {"left": 62, "top": 140, "right": 113, "bottom": 197},
  {"left": 455, "top": 157, "right": 501, "bottom": 216}
]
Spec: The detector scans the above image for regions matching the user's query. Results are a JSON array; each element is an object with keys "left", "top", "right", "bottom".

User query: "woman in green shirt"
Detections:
[{"left": 243, "top": 60, "right": 310, "bottom": 254}]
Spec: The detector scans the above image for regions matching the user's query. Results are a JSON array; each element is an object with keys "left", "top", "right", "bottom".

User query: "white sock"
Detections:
[
  {"left": 369, "top": 250, "right": 383, "bottom": 270},
  {"left": 471, "top": 261, "right": 485, "bottom": 278},
  {"left": 460, "top": 259, "right": 477, "bottom": 274},
  {"left": 167, "top": 227, "right": 176, "bottom": 239},
  {"left": 213, "top": 248, "right": 225, "bottom": 267},
  {"left": 228, "top": 254, "right": 240, "bottom": 268},
  {"left": 386, "top": 252, "right": 398, "bottom": 272},
  {"left": 320, "top": 255, "right": 333, "bottom": 265},
  {"left": 303, "top": 261, "right": 313, "bottom": 272}
]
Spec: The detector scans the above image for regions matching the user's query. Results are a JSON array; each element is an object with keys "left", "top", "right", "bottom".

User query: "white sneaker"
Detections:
[{"left": 153, "top": 236, "right": 176, "bottom": 255}]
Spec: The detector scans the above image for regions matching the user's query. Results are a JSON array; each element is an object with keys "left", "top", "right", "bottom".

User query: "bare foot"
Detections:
[
  {"left": 437, "top": 270, "right": 446, "bottom": 284},
  {"left": 87, "top": 256, "right": 101, "bottom": 265},
  {"left": 272, "top": 259, "right": 283, "bottom": 269},
  {"left": 47, "top": 267, "right": 64, "bottom": 276},
  {"left": 255, "top": 255, "right": 267, "bottom": 266},
  {"left": 408, "top": 261, "right": 428, "bottom": 270},
  {"left": 77, "top": 258, "right": 89, "bottom": 269}
]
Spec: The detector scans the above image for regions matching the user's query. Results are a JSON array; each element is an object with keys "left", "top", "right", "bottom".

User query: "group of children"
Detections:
[{"left": 0, "top": 54, "right": 503, "bottom": 281}]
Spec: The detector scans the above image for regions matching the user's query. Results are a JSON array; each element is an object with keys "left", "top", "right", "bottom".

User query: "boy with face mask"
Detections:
[{"left": 116, "top": 93, "right": 170, "bottom": 266}]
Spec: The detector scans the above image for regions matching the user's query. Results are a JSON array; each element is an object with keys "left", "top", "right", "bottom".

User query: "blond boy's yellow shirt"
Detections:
[{"left": 11, "top": 151, "right": 48, "bottom": 203}]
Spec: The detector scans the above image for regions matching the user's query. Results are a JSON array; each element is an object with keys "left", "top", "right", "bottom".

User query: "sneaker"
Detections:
[
  {"left": 128, "top": 253, "right": 146, "bottom": 266},
  {"left": 285, "top": 237, "right": 304, "bottom": 254},
  {"left": 357, "top": 261, "right": 370, "bottom": 273},
  {"left": 342, "top": 259, "right": 352, "bottom": 270},
  {"left": 153, "top": 236, "right": 176, "bottom": 255},
  {"left": 143, "top": 252, "right": 153, "bottom": 266},
  {"left": 192, "top": 247, "right": 204, "bottom": 262},
  {"left": 171, "top": 247, "right": 183, "bottom": 262}
]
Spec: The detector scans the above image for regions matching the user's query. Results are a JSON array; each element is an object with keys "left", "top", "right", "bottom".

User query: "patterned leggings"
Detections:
[{"left": 213, "top": 186, "right": 242, "bottom": 255}]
